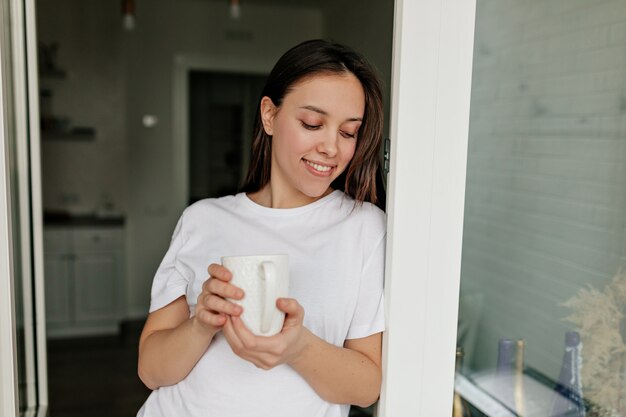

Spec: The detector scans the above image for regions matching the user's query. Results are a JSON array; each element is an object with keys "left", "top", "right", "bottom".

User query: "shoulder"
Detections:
[
  {"left": 332, "top": 192, "right": 386, "bottom": 238},
  {"left": 181, "top": 194, "right": 241, "bottom": 219},
  {"left": 175, "top": 194, "right": 243, "bottom": 234}
]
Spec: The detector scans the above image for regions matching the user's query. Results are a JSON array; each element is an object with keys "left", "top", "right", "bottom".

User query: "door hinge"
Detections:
[{"left": 384, "top": 138, "right": 391, "bottom": 173}]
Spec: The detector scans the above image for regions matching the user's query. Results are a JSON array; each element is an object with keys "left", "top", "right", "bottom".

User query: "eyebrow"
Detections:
[{"left": 300, "top": 105, "right": 363, "bottom": 122}]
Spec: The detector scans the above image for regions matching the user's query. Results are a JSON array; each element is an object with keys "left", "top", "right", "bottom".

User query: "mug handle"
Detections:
[{"left": 260, "top": 261, "right": 277, "bottom": 334}]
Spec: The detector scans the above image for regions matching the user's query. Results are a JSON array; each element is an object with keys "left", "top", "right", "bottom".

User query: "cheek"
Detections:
[
  {"left": 276, "top": 124, "right": 310, "bottom": 157},
  {"left": 342, "top": 142, "right": 357, "bottom": 164}
]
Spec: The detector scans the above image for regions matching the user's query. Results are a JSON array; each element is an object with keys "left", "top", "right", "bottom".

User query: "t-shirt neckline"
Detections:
[{"left": 238, "top": 189, "right": 344, "bottom": 216}]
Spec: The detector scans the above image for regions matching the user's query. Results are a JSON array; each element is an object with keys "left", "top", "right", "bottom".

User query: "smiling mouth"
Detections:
[{"left": 303, "top": 159, "right": 334, "bottom": 173}]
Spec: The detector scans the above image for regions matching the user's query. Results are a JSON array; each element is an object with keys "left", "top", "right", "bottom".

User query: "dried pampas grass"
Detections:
[{"left": 562, "top": 268, "right": 626, "bottom": 417}]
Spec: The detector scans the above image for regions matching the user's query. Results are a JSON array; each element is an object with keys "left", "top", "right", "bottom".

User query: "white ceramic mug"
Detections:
[{"left": 221, "top": 254, "right": 289, "bottom": 336}]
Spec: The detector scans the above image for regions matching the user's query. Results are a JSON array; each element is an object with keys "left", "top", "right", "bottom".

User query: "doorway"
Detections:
[
  {"left": 1, "top": 0, "right": 395, "bottom": 416},
  {"left": 188, "top": 71, "right": 266, "bottom": 203}
]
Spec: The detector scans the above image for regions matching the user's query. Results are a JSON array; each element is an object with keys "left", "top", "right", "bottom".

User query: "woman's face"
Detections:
[{"left": 261, "top": 72, "right": 365, "bottom": 206}]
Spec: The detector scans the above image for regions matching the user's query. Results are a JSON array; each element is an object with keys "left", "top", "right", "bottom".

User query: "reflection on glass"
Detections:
[
  {"left": 8, "top": 95, "right": 30, "bottom": 416},
  {"left": 6, "top": 68, "right": 28, "bottom": 414},
  {"left": 454, "top": 1, "right": 626, "bottom": 416},
  {"left": 5, "top": 27, "right": 34, "bottom": 412},
  {"left": 13, "top": 205, "right": 27, "bottom": 412},
  {"left": 15, "top": 265, "right": 27, "bottom": 414}
]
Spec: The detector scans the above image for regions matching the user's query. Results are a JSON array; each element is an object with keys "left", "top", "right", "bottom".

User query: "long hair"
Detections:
[{"left": 240, "top": 39, "right": 384, "bottom": 207}]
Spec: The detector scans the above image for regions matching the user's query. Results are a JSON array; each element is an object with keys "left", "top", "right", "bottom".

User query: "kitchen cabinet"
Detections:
[{"left": 44, "top": 226, "right": 124, "bottom": 338}]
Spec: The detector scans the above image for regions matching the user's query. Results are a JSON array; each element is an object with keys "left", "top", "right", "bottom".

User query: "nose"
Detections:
[{"left": 316, "top": 130, "right": 338, "bottom": 158}]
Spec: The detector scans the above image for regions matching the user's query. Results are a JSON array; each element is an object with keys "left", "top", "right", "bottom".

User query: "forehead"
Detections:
[{"left": 283, "top": 72, "right": 365, "bottom": 116}]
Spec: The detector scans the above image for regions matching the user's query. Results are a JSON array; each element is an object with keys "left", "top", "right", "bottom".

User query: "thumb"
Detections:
[{"left": 277, "top": 298, "right": 303, "bottom": 326}]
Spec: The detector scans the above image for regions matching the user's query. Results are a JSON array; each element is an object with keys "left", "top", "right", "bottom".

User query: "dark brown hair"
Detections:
[{"left": 240, "top": 39, "right": 384, "bottom": 206}]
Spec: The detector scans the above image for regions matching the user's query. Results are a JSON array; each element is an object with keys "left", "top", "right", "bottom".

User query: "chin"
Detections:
[{"left": 299, "top": 183, "right": 333, "bottom": 199}]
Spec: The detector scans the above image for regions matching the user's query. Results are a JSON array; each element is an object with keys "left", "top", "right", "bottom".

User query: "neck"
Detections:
[{"left": 247, "top": 184, "right": 333, "bottom": 209}]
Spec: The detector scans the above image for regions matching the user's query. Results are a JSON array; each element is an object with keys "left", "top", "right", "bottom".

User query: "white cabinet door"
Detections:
[
  {"left": 43, "top": 253, "right": 71, "bottom": 326},
  {"left": 44, "top": 227, "right": 124, "bottom": 336},
  {"left": 73, "top": 252, "right": 122, "bottom": 323}
]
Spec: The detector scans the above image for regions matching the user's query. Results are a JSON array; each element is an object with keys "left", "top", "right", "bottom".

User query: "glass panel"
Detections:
[
  {"left": 6, "top": 53, "right": 30, "bottom": 417},
  {"left": 11, "top": 161, "right": 28, "bottom": 415},
  {"left": 6, "top": 51, "right": 31, "bottom": 417},
  {"left": 2, "top": 0, "right": 35, "bottom": 410},
  {"left": 455, "top": 1, "right": 626, "bottom": 417}
]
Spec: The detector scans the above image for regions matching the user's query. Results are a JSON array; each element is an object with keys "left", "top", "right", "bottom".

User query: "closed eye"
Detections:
[
  {"left": 340, "top": 130, "right": 356, "bottom": 139},
  {"left": 301, "top": 121, "right": 321, "bottom": 130}
]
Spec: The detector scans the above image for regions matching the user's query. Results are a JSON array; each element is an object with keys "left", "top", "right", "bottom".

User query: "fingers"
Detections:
[
  {"left": 276, "top": 298, "right": 300, "bottom": 313},
  {"left": 206, "top": 294, "right": 242, "bottom": 316},
  {"left": 203, "top": 264, "right": 243, "bottom": 304},
  {"left": 193, "top": 264, "right": 244, "bottom": 334},
  {"left": 231, "top": 316, "right": 259, "bottom": 348},
  {"left": 207, "top": 263, "right": 233, "bottom": 281},
  {"left": 225, "top": 317, "right": 281, "bottom": 370},
  {"left": 194, "top": 293, "right": 228, "bottom": 330},
  {"left": 203, "top": 277, "right": 244, "bottom": 300},
  {"left": 197, "top": 290, "right": 242, "bottom": 316},
  {"left": 228, "top": 316, "right": 275, "bottom": 354},
  {"left": 223, "top": 317, "right": 244, "bottom": 354},
  {"left": 196, "top": 309, "right": 226, "bottom": 327}
]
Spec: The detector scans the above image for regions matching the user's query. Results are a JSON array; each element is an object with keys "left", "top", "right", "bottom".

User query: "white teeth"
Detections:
[{"left": 305, "top": 160, "right": 332, "bottom": 172}]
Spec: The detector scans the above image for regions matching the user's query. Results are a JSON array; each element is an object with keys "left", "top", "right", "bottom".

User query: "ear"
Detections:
[{"left": 260, "top": 96, "right": 277, "bottom": 136}]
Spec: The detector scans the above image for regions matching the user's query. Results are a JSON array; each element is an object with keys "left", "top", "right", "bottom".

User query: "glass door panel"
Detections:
[
  {"left": 1, "top": 25, "right": 31, "bottom": 417},
  {"left": 3, "top": 19, "right": 30, "bottom": 417},
  {"left": 455, "top": 1, "right": 626, "bottom": 416},
  {"left": 10, "top": 147, "right": 28, "bottom": 414},
  {"left": 1, "top": 0, "right": 42, "bottom": 415}
]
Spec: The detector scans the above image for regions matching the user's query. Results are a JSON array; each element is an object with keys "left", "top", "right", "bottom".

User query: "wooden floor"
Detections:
[
  {"left": 47, "top": 320, "right": 374, "bottom": 417},
  {"left": 47, "top": 320, "right": 151, "bottom": 417}
]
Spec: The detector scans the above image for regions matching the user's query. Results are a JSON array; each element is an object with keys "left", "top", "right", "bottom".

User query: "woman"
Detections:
[{"left": 137, "top": 39, "right": 386, "bottom": 417}]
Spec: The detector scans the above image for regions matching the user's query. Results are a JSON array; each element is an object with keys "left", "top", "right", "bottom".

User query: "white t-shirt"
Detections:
[{"left": 137, "top": 190, "right": 386, "bottom": 417}]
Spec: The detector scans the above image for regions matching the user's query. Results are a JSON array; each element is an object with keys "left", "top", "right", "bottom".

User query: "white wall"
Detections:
[
  {"left": 124, "top": 0, "right": 324, "bottom": 317},
  {"left": 37, "top": 0, "right": 127, "bottom": 215},
  {"left": 460, "top": 0, "right": 626, "bottom": 379}
]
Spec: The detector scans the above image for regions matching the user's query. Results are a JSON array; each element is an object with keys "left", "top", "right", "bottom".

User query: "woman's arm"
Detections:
[
  {"left": 138, "top": 265, "right": 244, "bottom": 390},
  {"left": 222, "top": 298, "right": 382, "bottom": 407},
  {"left": 292, "top": 330, "right": 382, "bottom": 407},
  {"left": 138, "top": 296, "right": 217, "bottom": 390}
]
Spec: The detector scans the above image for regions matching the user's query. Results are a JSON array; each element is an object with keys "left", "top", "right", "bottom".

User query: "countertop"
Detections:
[{"left": 44, "top": 210, "right": 125, "bottom": 227}]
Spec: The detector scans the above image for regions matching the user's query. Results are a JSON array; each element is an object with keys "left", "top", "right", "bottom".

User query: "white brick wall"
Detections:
[{"left": 460, "top": 0, "right": 626, "bottom": 380}]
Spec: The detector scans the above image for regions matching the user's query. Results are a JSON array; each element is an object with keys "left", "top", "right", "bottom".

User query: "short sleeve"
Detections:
[
  {"left": 149, "top": 213, "right": 191, "bottom": 312},
  {"left": 346, "top": 233, "right": 386, "bottom": 339}
]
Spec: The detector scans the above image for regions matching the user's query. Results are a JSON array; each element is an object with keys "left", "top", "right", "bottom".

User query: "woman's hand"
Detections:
[
  {"left": 222, "top": 298, "right": 312, "bottom": 370},
  {"left": 194, "top": 263, "right": 244, "bottom": 333}
]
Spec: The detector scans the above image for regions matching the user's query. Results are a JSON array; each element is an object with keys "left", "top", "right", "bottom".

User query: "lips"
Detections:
[{"left": 303, "top": 159, "right": 335, "bottom": 175}]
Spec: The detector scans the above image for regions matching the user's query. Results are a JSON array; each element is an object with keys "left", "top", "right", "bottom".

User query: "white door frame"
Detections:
[
  {"left": 0, "top": 0, "right": 19, "bottom": 415},
  {"left": 379, "top": 0, "right": 476, "bottom": 415},
  {"left": 0, "top": 51, "right": 19, "bottom": 417},
  {"left": 23, "top": 0, "right": 49, "bottom": 410}
]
